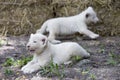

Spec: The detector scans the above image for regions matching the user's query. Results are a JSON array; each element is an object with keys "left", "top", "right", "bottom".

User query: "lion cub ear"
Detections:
[
  {"left": 87, "top": 6, "right": 93, "bottom": 10},
  {"left": 41, "top": 38, "right": 48, "bottom": 46},
  {"left": 42, "top": 38, "right": 45, "bottom": 44}
]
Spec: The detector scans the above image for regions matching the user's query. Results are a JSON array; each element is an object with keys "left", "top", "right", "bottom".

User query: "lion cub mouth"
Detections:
[{"left": 29, "top": 49, "right": 35, "bottom": 52}]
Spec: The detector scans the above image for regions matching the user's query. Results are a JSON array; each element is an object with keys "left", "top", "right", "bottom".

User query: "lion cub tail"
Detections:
[{"left": 36, "top": 21, "right": 48, "bottom": 34}]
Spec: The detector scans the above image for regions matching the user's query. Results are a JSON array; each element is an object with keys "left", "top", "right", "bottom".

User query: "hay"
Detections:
[
  {"left": 0, "top": 0, "right": 120, "bottom": 36},
  {"left": 0, "top": 0, "right": 53, "bottom": 36}
]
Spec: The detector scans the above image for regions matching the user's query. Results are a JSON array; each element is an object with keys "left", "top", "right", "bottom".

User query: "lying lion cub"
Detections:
[
  {"left": 37, "top": 6, "right": 99, "bottom": 43},
  {"left": 21, "top": 33, "right": 90, "bottom": 74}
]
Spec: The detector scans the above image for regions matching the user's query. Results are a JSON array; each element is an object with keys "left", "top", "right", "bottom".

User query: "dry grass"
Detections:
[
  {"left": 0, "top": 0, "right": 120, "bottom": 36},
  {"left": 0, "top": 0, "right": 53, "bottom": 36}
]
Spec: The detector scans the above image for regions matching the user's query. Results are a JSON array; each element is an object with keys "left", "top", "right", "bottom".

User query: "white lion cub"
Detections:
[
  {"left": 21, "top": 33, "right": 90, "bottom": 73},
  {"left": 37, "top": 6, "right": 99, "bottom": 43}
]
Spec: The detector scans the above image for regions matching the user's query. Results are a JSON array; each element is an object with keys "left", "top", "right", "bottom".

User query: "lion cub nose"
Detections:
[
  {"left": 27, "top": 45, "right": 30, "bottom": 49},
  {"left": 27, "top": 46, "right": 30, "bottom": 48}
]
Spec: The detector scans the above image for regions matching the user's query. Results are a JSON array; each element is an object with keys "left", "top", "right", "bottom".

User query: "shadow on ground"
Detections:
[{"left": 0, "top": 36, "right": 120, "bottom": 80}]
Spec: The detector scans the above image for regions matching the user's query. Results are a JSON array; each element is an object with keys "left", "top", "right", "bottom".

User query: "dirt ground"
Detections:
[{"left": 0, "top": 35, "right": 120, "bottom": 80}]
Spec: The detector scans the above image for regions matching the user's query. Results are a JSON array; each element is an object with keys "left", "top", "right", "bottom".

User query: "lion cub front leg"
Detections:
[
  {"left": 21, "top": 59, "right": 37, "bottom": 74},
  {"left": 81, "top": 29, "right": 99, "bottom": 39},
  {"left": 21, "top": 59, "right": 48, "bottom": 74}
]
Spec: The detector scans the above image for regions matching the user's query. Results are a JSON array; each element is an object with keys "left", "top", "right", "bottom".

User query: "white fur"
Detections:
[
  {"left": 21, "top": 33, "right": 90, "bottom": 73},
  {"left": 37, "top": 6, "right": 99, "bottom": 43}
]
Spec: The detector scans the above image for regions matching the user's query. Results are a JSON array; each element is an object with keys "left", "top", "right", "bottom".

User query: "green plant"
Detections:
[
  {"left": 99, "top": 48, "right": 105, "bottom": 53},
  {"left": 4, "top": 68, "right": 14, "bottom": 76},
  {"left": 106, "top": 52, "right": 119, "bottom": 66},
  {"left": 99, "top": 44, "right": 105, "bottom": 53},
  {"left": 106, "top": 58, "right": 117, "bottom": 66},
  {"left": 0, "top": 39, "right": 8, "bottom": 46},
  {"left": 3, "top": 57, "right": 15, "bottom": 66},
  {"left": 38, "top": 56, "right": 82, "bottom": 79},
  {"left": 90, "top": 73, "right": 96, "bottom": 80},
  {"left": 82, "top": 70, "right": 89, "bottom": 75},
  {"left": 81, "top": 69, "right": 96, "bottom": 80},
  {"left": 65, "top": 56, "right": 82, "bottom": 66},
  {"left": 71, "top": 56, "right": 82, "bottom": 62},
  {"left": 13, "top": 56, "right": 32, "bottom": 67},
  {"left": 39, "top": 61, "right": 64, "bottom": 79},
  {"left": 3, "top": 56, "right": 32, "bottom": 67}
]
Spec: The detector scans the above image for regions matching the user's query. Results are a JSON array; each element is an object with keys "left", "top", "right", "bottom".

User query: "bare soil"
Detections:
[{"left": 0, "top": 36, "right": 120, "bottom": 80}]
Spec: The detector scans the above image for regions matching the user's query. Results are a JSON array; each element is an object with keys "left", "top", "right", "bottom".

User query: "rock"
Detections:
[{"left": 75, "top": 59, "right": 91, "bottom": 67}]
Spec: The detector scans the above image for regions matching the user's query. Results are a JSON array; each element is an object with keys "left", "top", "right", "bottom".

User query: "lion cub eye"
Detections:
[
  {"left": 42, "top": 39, "right": 45, "bottom": 42},
  {"left": 33, "top": 41, "right": 37, "bottom": 43}
]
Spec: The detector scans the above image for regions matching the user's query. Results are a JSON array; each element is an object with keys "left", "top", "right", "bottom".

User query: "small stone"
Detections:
[{"left": 76, "top": 59, "right": 91, "bottom": 67}]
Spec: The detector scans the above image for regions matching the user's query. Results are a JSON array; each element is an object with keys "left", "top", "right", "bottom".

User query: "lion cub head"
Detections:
[
  {"left": 84, "top": 7, "right": 99, "bottom": 24},
  {"left": 26, "top": 33, "right": 48, "bottom": 54}
]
